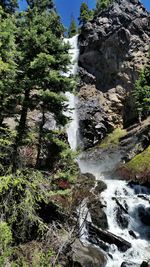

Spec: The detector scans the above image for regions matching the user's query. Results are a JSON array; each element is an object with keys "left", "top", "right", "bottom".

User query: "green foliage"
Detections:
[
  {"left": 133, "top": 53, "right": 150, "bottom": 119},
  {"left": 79, "top": 2, "right": 94, "bottom": 25},
  {"left": 0, "top": 127, "right": 16, "bottom": 172},
  {"left": 26, "top": 0, "right": 53, "bottom": 11},
  {"left": 0, "top": 170, "right": 50, "bottom": 242},
  {"left": 99, "top": 128, "right": 127, "bottom": 148},
  {"left": 126, "top": 146, "right": 150, "bottom": 173},
  {"left": 0, "top": 221, "right": 12, "bottom": 266},
  {"left": 118, "top": 146, "right": 150, "bottom": 182},
  {"left": 0, "top": 7, "right": 18, "bottom": 125},
  {"left": 95, "top": 0, "right": 113, "bottom": 13},
  {"left": 0, "top": 0, "right": 18, "bottom": 14},
  {"left": 68, "top": 16, "right": 78, "bottom": 38},
  {"left": 52, "top": 134, "right": 78, "bottom": 182},
  {"left": 0, "top": 1, "right": 78, "bottom": 265}
]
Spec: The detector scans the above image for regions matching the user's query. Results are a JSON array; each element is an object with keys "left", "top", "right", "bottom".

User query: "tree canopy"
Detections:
[
  {"left": 95, "top": 0, "right": 113, "bottom": 13},
  {"left": 68, "top": 16, "right": 78, "bottom": 38},
  {"left": 133, "top": 51, "right": 150, "bottom": 121},
  {"left": 79, "top": 2, "right": 93, "bottom": 25}
]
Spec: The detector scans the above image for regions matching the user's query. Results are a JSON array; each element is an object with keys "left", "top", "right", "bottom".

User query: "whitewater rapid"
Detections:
[{"left": 66, "top": 35, "right": 150, "bottom": 267}]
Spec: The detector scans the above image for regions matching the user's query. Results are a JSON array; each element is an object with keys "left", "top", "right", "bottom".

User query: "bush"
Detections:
[
  {"left": 95, "top": 0, "right": 113, "bottom": 13},
  {"left": 0, "top": 221, "right": 12, "bottom": 266},
  {"left": 0, "top": 171, "right": 50, "bottom": 243}
]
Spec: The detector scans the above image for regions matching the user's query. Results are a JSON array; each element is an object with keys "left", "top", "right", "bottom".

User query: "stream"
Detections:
[{"left": 65, "top": 36, "right": 150, "bottom": 267}]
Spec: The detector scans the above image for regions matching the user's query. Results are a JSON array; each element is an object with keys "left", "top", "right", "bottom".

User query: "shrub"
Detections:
[{"left": 0, "top": 221, "right": 12, "bottom": 266}]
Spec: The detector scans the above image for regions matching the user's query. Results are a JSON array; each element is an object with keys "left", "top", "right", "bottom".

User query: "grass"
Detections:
[
  {"left": 99, "top": 128, "right": 127, "bottom": 148},
  {"left": 126, "top": 146, "right": 150, "bottom": 173},
  {"left": 117, "top": 146, "right": 150, "bottom": 182}
]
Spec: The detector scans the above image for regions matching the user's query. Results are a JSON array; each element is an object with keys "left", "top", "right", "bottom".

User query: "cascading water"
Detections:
[
  {"left": 64, "top": 35, "right": 79, "bottom": 151},
  {"left": 65, "top": 36, "right": 150, "bottom": 267}
]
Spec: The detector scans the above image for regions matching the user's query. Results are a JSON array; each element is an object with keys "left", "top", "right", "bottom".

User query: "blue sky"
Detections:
[{"left": 19, "top": 0, "right": 150, "bottom": 28}]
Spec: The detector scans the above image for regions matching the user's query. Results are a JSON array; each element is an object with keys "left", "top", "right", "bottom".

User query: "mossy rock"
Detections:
[
  {"left": 117, "top": 146, "right": 150, "bottom": 183},
  {"left": 99, "top": 128, "right": 127, "bottom": 149}
]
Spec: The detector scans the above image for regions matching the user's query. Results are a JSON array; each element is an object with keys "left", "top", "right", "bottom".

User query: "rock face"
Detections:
[{"left": 78, "top": 0, "right": 150, "bottom": 148}]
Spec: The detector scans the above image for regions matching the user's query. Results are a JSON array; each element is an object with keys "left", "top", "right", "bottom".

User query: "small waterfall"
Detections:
[
  {"left": 78, "top": 152, "right": 150, "bottom": 266},
  {"left": 65, "top": 36, "right": 150, "bottom": 266}
]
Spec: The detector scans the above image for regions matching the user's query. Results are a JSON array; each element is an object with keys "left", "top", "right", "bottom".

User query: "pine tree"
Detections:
[
  {"left": 26, "top": 0, "right": 53, "bottom": 10},
  {"left": 95, "top": 0, "right": 112, "bottom": 13},
  {"left": 68, "top": 16, "right": 77, "bottom": 38},
  {"left": 133, "top": 52, "right": 150, "bottom": 122},
  {"left": 0, "top": 6, "right": 18, "bottom": 126},
  {"left": 12, "top": 1, "right": 75, "bottom": 169},
  {"left": 0, "top": 0, "right": 18, "bottom": 13},
  {"left": 79, "top": 2, "right": 93, "bottom": 26}
]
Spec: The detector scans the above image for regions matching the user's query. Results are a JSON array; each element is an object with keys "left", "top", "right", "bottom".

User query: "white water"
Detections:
[
  {"left": 66, "top": 36, "right": 150, "bottom": 266},
  {"left": 64, "top": 35, "right": 79, "bottom": 150}
]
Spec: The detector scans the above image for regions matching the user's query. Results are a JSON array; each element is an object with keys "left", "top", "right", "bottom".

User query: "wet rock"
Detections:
[
  {"left": 121, "top": 262, "right": 140, "bottom": 267},
  {"left": 116, "top": 207, "right": 129, "bottom": 229},
  {"left": 138, "top": 205, "right": 150, "bottom": 226},
  {"left": 72, "top": 173, "right": 96, "bottom": 207},
  {"left": 129, "top": 230, "right": 137, "bottom": 239},
  {"left": 140, "top": 261, "right": 150, "bottom": 267},
  {"left": 94, "top": 180, "right": 107, "bottom": 194},
  {"left": 78, "top": 86, "right": 113, "bottom": 149},
  {"left": 71, "top": 239, "right": 107, "bottom": 267},
  {"left": 88, "top": 222, "right": 131, "bottom": 252},
  {"left": 88, "top": 199, "right": 108, "bottom": 230},
  {"left": 112, "top": 197, "right": 129, "bottom": 229}
]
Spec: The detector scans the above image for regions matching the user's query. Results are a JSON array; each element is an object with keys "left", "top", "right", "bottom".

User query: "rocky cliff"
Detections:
[{"left": 78, "top": 0, "right": 150, "bottom": 149}]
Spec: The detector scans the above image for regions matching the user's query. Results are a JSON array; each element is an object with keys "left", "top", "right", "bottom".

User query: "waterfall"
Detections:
[
  {"left": 65, "top": 36, "right": 150, "bottom": 267},
  {"left": 64, "top": 35, "right": 79, "bottom": 150}
]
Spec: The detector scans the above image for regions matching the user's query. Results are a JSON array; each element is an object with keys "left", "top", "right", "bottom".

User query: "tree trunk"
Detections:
[
  {"left": 36, "top": 106, "right": 45, "bottom": 168},
  {"left": 12, "top": 89, "right": 30, "bottom": 171}
]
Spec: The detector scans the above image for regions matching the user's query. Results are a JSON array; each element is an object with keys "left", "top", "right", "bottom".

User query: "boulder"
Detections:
[
  {"left": 138, "top": 205, "right": 150, "bottom": 226},
  {"left": 121, "top": 262, "right": 140, "bottom": 267},
  {"left": 87, "top": 199, "right": 108, "bottom": 230},
  {"left": 94, "top": 180, "right": 107, "bottom": 194},
  {"left": 140, "top": 261, "right": 150, "bottom": 267},
  {"left": 70, "top": 239, "right": 107, "bottom": 267}
]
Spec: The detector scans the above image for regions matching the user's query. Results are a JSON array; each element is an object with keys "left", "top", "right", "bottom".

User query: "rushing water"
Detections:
[{"left": 66, "top": 36, "right": 150, "bottom": 267}]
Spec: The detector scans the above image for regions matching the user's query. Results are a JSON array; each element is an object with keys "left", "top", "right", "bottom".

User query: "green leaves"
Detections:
[
  {"left": 79, "top": 2, "right": 94, "bottom": 26},
  {"left": 133, "top": 59, "right": 150, "bottom": 118},
  {"left": 0, "top": 221, "right": 12, "bottom": 266},
  {"left": 95, "top": 0, "right": 113, "bottom": 13},
  {"left": 68, "top": 16, "right": 78, "bottom": 38}
]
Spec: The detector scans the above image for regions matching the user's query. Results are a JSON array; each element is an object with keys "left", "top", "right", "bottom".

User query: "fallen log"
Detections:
[{"left": 87, "top": 222, "right": 131, "bottom": 252}]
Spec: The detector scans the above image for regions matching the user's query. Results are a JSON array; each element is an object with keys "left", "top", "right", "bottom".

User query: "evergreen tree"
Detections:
[
  {"left": 13, "top": 1, "right": 75, "bottom": 169},
  {"left": 0, "top": 6, "right": 18, "bottom": 126},
  {"left": 95, "top": 0, "right": 112, "bottom": 13},
  {"left": 79, "top": 2, "right": 93, "bottom": 25},
  {"left": 0, "top": 0, "right": 18, "bottom": 13},
  {"left": 26, "top": 0, "right": 53, "bottom": 10},
  {"left": 68, "top": 16, "right": 77, "bottom": 38},
  {"left": 133, "top": 52, "right": 150, "bottom": 122}
]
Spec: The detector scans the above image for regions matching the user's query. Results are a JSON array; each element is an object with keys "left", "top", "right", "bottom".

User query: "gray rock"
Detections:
[
  {"left": 94, "top": 180, "right": 107, "bottom": 194},
  {"left": 78, "top": 0, "right": 150, "bottom": 144},
  {"left": 140, "top": 261, "right": 150, "bottom": 267},
  {"left": 138, "top": 205, "right": 150, "bottom": 226},
  {"left": 71, "top": 239, "right": 106, "bottom": 267},
  {"left": 88, "top": 199, "right": 108, "bottom": 230},
  {"left": 121, "top": 262, "right": 140, "bottom": 267}
]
